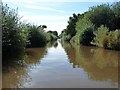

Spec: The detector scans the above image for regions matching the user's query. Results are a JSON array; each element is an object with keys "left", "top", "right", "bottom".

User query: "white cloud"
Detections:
[
  {"left": 20, "top": 15, "right": 69, "bottom": 34},
  {"left": 21, "top": 15, "right": 69, "bottom": 21},
  {"left": 45, "top": 22, "right": 68, "bottom": 35},
  {"left": 25, "top": 5, "right": 65, "bottom": 13}
]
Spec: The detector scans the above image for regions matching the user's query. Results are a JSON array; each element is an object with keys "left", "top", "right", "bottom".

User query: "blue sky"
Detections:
[{"left": 2, "top": 0, "right": 117, "bottom": 34}]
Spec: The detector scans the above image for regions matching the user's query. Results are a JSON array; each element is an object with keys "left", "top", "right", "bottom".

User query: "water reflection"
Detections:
[
  {"left": 2, "top": 41, "right": 59, "bottom": 88},
  {"left": 2, "top": 46, "right": 47, "bottom": 88},
  {"left": 2, "top": 41, "right": 119, "bottom": 88},
  {"left": 2, "top": 65, "right": 30, "bottom": 88},
  {"left": 62, "top": 42, "right": 118, "bottom": 84},
  {"left": 25, "top": 48, "right": 47, "bottom": 65}
]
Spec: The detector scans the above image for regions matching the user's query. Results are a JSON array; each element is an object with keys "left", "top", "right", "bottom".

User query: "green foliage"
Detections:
[
  {"left": 60, "top": 31, "right": 71, "bottom": 42},
  {"left": 63, "top": 34, "right": 71, "bottom": 42},
  {"left": 87, "top": 4, "right": 115, "bottom": 30},
  {"left": 60, "top": 1, "right": 120, "bottom": 50},
  {"left": 46, "top": 30, "right": 58, "bottom": 42},
  {"left": 2, "top": 4, "right": 27, "bottom": 61},
  {"left": 75, "top": 18, "right": 95, "bottom": 45},
  {"left": 26, "top": 25, "right": 47, "bottom": 47},
  {"left": 112, "top": 2, "right": 120, "bottom": 16},
  {"left": 93, "top": 25, "right": 120, "bottom": 50},
  {"left": 2, "top": 3, "right": 59, "bottom": 65},
  {"left": 86, "top": 2, "right": 120, "bottom": 30},
  {"left": 62, "top": 13, "right": 80, "bottom": 41},
  {"left": 111, "top": 1, "right": 120, "bottom": 30},
  {"left": 79, "top": 26, "right": 95, "bottom": 45},
  {"left": 66, "top": 14, "right": 77, "bottom": 35},
  {"left": 106, "top": 30, "right": 120, "bottom": 50},
  {"left": 52, "top": 31, "right": 58, "bottom": 37},
  {"left": 92, "top": 25, "right": 109, "bottom": 47},
  {"left": 41, "top": 25, "right": 47, "bottom": 29},
  {"left": 2, "top": 3, "right": 60, "bottom": 67}
]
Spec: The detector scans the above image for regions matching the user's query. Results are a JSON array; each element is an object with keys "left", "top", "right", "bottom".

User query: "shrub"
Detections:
[
  {"left": 46, "top": 30, "right": 58, "bottom": 42},
  {"left": 26, "top": 25, "right": 47, "bottom": 47},
  {"left": 86, "top": 4, "right": 115, "bottom": 30},
  {"left": 75, "top": 18, "right": 95, "bottom": 45},
  {"left": 62, "top": 34, "right": 71, "bottom": 42},
  {"left": 2, "top": 4, "right": 27, "bottom": 61},
  {"left": 93, "top": 25, "right": 120, "bottom": 50},
  {"left": 79, "top": 26, "right": 95, "bottom": 45},
  {"left": 92, "top": 25, "right": 109, "bottom": 47},
  {"left": 107, "top": 30, "right": 120, "bottom": 50}
]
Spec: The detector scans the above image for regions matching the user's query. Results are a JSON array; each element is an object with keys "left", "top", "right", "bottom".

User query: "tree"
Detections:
[
  {"left": 87, "top": 4, "right": 115, "bottom": 30},
  {"left": 111, "top": 1, "right": 120, "bottom": 30},
  {"left": 76, "top": 18, "right": 95, "bottom": 45},
  {"left": 26, "top": 25, "right": 47, "bottom": 47},
  {"left": 42, "top": 25, "right": 47, "bottom": 29},
  {"left": 2, "top": 4, "right": 27, "bottom": 61},
  {"left": 46, "top": 30, "right": 58, "bottom": 42}
]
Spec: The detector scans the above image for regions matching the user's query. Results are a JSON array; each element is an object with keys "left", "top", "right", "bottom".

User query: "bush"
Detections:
[
  {"left": 111, "top": 1, "right": 120, "bottom": 30},
  {"left": 93, "top": 25, "right": 120, "bottom": 50},
  {"left": 79, "top": 26, "right": 95, "bottom": 45},
  {"left": 86, "top": 4, "right": 115, "bottom": 30},
  {"left": 107, "top": 30, "right": 120, "bottom": 50},
  {"left": 65, "top": 13, "right": 79, "bottom": 38},
  {"left": 62, "top": 34, "right": 71, "bottom": 42},
  {"left": 75, "top": 18, "right": 95, "bottom": 45},
  {"left": 92, "top": 25, "right": 109, "bottom": 47},
  {"left": 2, "top": 4, "right": 27, "bottom": 61},
  {"left": 46, "top": 30, "right": 58, "bottom": 42},
  {"left": 26, "top": 25, "right": 47, "bottom": 47}
]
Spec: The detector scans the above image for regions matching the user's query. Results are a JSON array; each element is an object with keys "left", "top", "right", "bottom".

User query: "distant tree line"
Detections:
[
  {"left": 46, "top": 30, "right": 58, "bottom": 42},
  {"left": 60, "top": 2, "right": 120, "bottom": 50}
]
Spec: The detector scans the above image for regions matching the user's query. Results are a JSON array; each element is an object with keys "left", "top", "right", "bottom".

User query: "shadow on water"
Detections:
[
  {"left": 25, "top": 47, "right": 47, "bottom": 65},
  {"left": 61, "top": 41, "right": 118, "bottom": 84}
]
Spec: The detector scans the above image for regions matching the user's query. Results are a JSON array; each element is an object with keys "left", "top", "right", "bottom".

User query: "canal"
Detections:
[{"left": 2, "top": 41, "right": 118, "bottom": 88}]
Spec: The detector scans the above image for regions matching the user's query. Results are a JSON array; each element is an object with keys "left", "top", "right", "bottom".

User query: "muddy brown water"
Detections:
[{"left": 2, "top": 41, "right": 119, "bottom": 88}]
